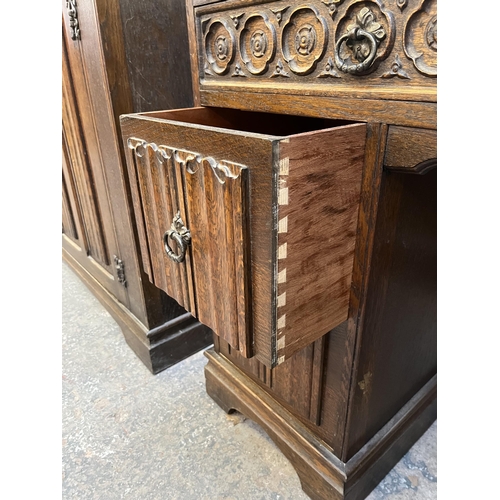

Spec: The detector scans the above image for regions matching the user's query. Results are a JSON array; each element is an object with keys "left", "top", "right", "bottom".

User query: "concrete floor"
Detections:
[{"left": 62, "top": 262, "right": 437, "bottom": 499}]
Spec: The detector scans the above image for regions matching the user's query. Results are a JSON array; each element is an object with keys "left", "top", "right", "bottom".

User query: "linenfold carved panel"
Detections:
[
  {"left": 195, "top": 0, "right": 437, "bottom": 98},
  {"left": 127, "top": 138, "right": 251, "bottom": 356}
]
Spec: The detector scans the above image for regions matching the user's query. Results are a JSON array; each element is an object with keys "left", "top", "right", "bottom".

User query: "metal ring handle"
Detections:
[
  {"left": 163, "top": 230, "right": 188, "bottom": 263},
  {"left": 334, "top": 28, "right": 378, "bottom": 75}
]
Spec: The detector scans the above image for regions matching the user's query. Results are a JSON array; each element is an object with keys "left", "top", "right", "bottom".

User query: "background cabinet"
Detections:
[{"left": 62, "top": 0, "right": 212, "bottom": 373}]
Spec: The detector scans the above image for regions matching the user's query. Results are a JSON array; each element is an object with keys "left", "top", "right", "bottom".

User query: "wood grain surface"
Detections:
[
  {"left": 384, "top": 125, "right": 437, "bottom": 172},
  {"left": 274, "top": 124, "right": 366, "bottom": 364},
  {"left": 120, "top": 108, "right": 369, "bottom": 367}
]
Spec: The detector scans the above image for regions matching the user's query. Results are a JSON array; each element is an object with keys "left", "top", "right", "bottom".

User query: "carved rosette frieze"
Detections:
[
  {"left": 198, "top": 0, "right": 436, "bottom": 88},
  {"left": 282, "top": 6, "right": 328, "bottom": 75},
  {"left": 334, "top": 2, "right": 395, "bottom": 75},
  {"left": 240, "top": 14, "right": 277, "bottom": 75},
  {"left": 403, "top": 0, "right": 437, "bottom": 76},
  {"left": 205, "top": 20, "right": 236, "bottom": 75}
]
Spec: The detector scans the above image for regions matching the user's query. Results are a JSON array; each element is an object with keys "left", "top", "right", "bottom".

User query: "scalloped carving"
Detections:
[
  {"left": 204, "top": 19, "right": 236, "bottom": 75},
  {"left": 403, "top": 0, "right": 437, "bottom": 77},
  {"left": 282, "top": 6, "right": 329, "bottom": 75},
  {"left": 240, "top": 13, "right": 277, "bottom": 75}
]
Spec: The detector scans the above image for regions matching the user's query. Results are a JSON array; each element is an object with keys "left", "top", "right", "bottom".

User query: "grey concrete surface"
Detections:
[{"left": 62, "top": 262, "right": 436, "bottom": 499}]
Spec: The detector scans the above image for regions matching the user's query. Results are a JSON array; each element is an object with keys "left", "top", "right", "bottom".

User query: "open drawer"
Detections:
[{"left": 120, "top": 107, "right": 366, "bottom": 367}]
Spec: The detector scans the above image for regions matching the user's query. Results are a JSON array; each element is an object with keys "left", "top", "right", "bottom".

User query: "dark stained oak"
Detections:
[
  {"left": 62, "top": 0, "right": 439, "bottom": 497},
  {"left": 384, "top": 126, "right": 437, "bottom": 172},
  {"left": 344, "top": 167, "right": 437, "bottom": 460},
  {"left": 62, "top": 0, "right": 212, "bottom": 374},
  {"left": 205, "top": 348, "right": 436, "bottom": 500},
  {"left": 194, "top": 0, "right": 437, "bottom": 103}
]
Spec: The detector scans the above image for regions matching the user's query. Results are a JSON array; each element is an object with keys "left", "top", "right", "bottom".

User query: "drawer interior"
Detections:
[{"left": 135, "top": 106, "right": 353, "bottom": 137}]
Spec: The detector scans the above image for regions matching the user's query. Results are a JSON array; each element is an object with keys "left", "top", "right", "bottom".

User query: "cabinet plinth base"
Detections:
[
  {"left": 63, "top": 251, "right": 213, "bottom": 374},
  {"left": 204, "top": 349, "right": 436, "bottom": 500}
]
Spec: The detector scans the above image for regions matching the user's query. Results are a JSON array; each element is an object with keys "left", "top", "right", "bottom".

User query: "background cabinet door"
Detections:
[{"left": 62, "top": 30, "right": 128, "bottom": 306}]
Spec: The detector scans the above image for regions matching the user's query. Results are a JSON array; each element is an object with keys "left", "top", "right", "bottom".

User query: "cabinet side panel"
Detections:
[
  {"left": 118, "top": 0, "right": 195, "bottom": 113},
  {"left": 345, "top": 169, "right": 437, "bottom": 459},
  {"left": 275, "top": 124, "right": 366, "bottom": 363}
]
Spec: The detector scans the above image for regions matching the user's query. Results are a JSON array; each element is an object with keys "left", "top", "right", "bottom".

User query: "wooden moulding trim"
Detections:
[
  {"left": 340, "top": 123, "right": 388, "bottom": 461},
  {"left": 200, "top": 91, "right": 437, "bottom": 129},
  {"left": 344, "top": 374, "right": 437, "bottom": 478},
  {"left": 200, "top": 80, "right": 436, "bottom": 104},
  {"left": 146, "top": 312, "right": 197, "bottom": 342},
  {"left": 63, "top": 248, "right": 200, "bottom": 347},
  {"left": 204, "top": 349, "right": 436, "bottom": 498},
  {"left": 186, "top": 0, "right": 202, "bottom": 106},
  {"left": 384, "top": 159, "right": 437, "bottom": 175},
  {"left": 204, "top": 349, "right": 348, "bottom": 483},
  {"left": 63, "top": 248, "right": 149, "bottom": 344}
]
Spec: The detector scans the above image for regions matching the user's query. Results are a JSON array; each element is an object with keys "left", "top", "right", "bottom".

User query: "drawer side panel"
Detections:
[{"left": 275, "top": 123, "right": 366, "bottom": 363}]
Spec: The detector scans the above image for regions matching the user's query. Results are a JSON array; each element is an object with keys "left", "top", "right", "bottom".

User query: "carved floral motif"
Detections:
[
  {"left": 397, "top": 0, "right": 408, "bottom": 12},
  {"left": 230, "top": 13, "right": 244, "bottom": 28},
  {"left": 66, "top": 0, "right": 80, "bottom": 40},
  {"left": 403, "top": 0, "right": 437, "bottom": 76},
  {"left": 426, "top": 16, "right": 437, "bottom": 51},
  {"left": 318, "top": 56, "right": 341, "bottom": 78},
  {"left": 271, "top": 59, "right": 290, "bottom": 78},
  {"left": 321, "top": 0, "right": 344, "bottom": 19},
  {"left": 282, "top": 7, "right": 328, "bottom": 75},
  {"left": 232, "top": 63, "right": 246, "bottom": 77},
  {"left": 381, "top": 54, "right": 410, "bottom": 79},
  {"left": 271, "top": 6, "right": 289, "bottom": 25},
  {"left": 240, "top": 14, "right": 276, "bottom": 75},
  {"left": 198, "top": 0, "right": 436, "bottom": 83},
  {"left": 205, "top": 20, "right": 235, "bottom": 75}
]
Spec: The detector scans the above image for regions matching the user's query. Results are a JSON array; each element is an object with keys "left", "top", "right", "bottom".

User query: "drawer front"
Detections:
[
  {"left": 194, "top": 0, "right": 437, "bottom": 104},
  {"left": 121, "top": 107, "right": 366, "bottom": 367},
  {"left": 126, "top": 138, "right": 252, "bottom": 356}
]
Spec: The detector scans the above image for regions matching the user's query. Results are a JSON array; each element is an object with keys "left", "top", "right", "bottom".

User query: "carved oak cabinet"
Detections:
[
  {"left": 120, "top": 0, "right": 437, "bottom": 498},
  {"left": 61, "top": 0, "right": 213, "bottom": 374}
]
